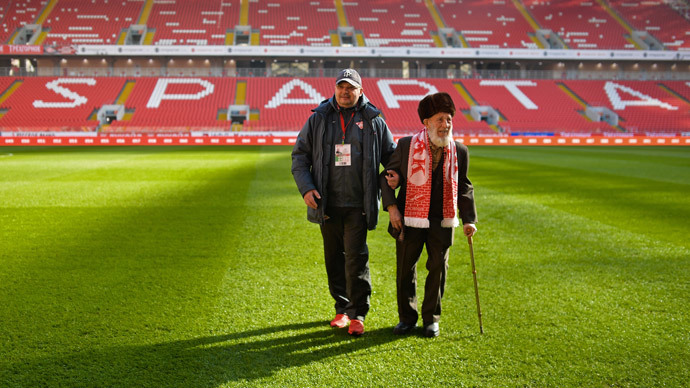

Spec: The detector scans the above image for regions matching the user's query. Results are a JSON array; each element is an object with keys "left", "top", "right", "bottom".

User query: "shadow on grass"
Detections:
[
  {"left": 3, "top": 320, "right": 401, "bottom": 387},
  {"left": 0, "top": 147, "right": 403, "bottom": 386}
]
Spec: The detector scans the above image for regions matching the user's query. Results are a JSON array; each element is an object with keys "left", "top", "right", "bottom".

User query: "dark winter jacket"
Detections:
[{"left": 291, "top": 94, "right": 396, "bottom": 230}]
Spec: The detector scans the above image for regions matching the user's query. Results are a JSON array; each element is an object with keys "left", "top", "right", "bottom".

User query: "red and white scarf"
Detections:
[{"left": 404, "top": 127, "right": 459, "bottom": 228}]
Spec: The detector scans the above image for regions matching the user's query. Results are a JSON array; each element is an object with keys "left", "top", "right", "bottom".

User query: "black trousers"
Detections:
[
  {"left": 319, "top": 207, "right": 371, "bottom": 321},
  {"left": 395, "top": 221, "right": 453, "bottom": 325}
]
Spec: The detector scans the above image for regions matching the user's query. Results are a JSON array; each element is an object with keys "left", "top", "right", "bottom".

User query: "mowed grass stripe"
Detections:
[
  {"left": 471, "top": 146, "right": 690, "bottom": 184},
  {"left": 453, "top": 147, "right": 689, "bottom": 386},
  {"left": 0, "top": 146, "right": 688, "bottom": 387},
  {"left": 475, "top": 185, "right": 688, "bottom": 327},
  {"left": 213, "top": 147, "right": 328, "bottom": 328},
  {"left": 469, "top": 146, "right": 690, "bottom": 248},
  {"left": 1, "top": 147, "right": 259, "bottom": 379}
]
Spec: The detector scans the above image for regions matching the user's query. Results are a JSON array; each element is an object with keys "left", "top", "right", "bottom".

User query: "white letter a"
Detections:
[{"left": 265, "top": 79, "right": 325, "bottom": 108}]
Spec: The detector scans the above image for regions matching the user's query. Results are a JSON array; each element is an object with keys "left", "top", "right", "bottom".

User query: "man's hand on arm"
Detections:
[
  {"left": 304, "top": 189, "right": 321, "bottom": 209},
  {"left": 388, "top": 204, "right": 403, "bottom": 232},
  {"left": 385, "top": 169, "right": 400, "bottom": 190},
  {"left": 388, "top": 204, "right": 404, "bottom": 241}
]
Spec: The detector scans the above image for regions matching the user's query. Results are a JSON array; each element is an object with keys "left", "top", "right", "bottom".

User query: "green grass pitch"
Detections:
[{"left": 1, "top": 145, "right": 688, "bottom": 387}]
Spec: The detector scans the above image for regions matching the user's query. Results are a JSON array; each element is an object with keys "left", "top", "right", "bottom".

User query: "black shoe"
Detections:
[
  {"left": 423, "top": 322, "right": 439, "bottom": 338},
  {"left": 393, "top": 321, "right": 415, "bottom": 335}
]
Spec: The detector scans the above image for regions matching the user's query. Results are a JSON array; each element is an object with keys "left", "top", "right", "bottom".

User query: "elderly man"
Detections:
[
  {"left": 381, "top": 92, "right": 478, "bottom": 338},
  {"left": 291, "top": 69, "right": 396, "bottom": 336}
]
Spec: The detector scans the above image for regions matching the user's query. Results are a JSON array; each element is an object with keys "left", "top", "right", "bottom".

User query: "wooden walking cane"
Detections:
[{"left": 467, "top": 236, "right": 484, "bottom": 334}]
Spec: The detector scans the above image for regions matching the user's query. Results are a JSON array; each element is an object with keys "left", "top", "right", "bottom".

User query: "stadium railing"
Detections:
[{"left": 3, "top": 67, "right": 690, "bottom": 81}]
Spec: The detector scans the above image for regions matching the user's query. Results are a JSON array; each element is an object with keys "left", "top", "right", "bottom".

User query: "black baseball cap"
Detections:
[{"left": 336, "top": 68, "right": 362, "bottom": 88}]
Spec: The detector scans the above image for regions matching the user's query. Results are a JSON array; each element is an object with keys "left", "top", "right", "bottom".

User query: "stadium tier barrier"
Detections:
[{"left": 2, "top": 134, "right": 688, "bottom": 147}]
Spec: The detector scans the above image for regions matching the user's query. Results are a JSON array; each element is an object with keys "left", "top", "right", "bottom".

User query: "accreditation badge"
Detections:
[{"left": 334, "top": 143, "right": 352, "bottom": 166}]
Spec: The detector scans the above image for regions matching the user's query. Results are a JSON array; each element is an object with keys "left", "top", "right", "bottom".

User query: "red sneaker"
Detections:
[
  {"left": 348, "top": 319, "right": 364, "bottom": 336},
  {"left": 330, "top": 314, "right": 350, "bottom": 328}
]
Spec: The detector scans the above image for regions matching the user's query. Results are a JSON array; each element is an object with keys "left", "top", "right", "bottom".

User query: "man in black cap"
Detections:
[
  {"left": 291, "top": 69, "right": 396, "bottom": 336},
  {"left": 380, "top": 92, "right": 478, "bottom": 337}
]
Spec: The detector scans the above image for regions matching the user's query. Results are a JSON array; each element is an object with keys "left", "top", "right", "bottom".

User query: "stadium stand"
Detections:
[
  {"left": 0, "top": 75, "right": 15, "bottom": 91},
  {"left": 106, "top": 77, "right": 236, "bottom": 132},
  {"left": 243, "top": 77, "right": 333, "bottom": 131},
  {"left": 462, "top": 79, "right": 610, "bottom": 133},
  {"left": 1, "top": 0, "right": 688, "bottom": 50},
  {"left": 0, "top": 77, "right": 125, "bottom": 131},
  {"left": 607, "top": 0, "right": 690, "bottom": 50},
  {"left": 42, "top": 0, "right": 142, "bottom": 45},
  {"left": 148, "top": 0, "right": 239, "bottom": 46},
  {"left": 362, "top": 77, "right": 496, "bottom": 133},
  {"left": 2, "top": 76, "right": 688, "bottom": 135},
  {"left": 249, "top": 0, "right": 338, "bottom": 46},
  {"left": 0, "top": 0, "right": 44, "bottom": 43},
  {"left": 1, "top": 1, "right": 690, "bottom": 139},
  {"left": 565, "top": 80, "right": 690, "bottom": 133},
  {"left": 344, "top": 0, "right": 439, "bottom": 47},
  {"left": 434, "top": 0, "right": 539, "bottom": 49},
  {"left": 664, "top": 80, "right": 690, "bottom": 102},
  {"left": 523, "top": 0, "right": 635, "bottom": 50}
]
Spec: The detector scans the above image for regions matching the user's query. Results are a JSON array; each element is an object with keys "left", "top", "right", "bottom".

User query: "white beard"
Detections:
[{"left": 428, "top": 128, "right": 453, "bottom": 148}]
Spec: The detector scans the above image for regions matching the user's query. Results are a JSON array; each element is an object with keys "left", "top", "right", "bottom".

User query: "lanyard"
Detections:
[{"left": 339, "top": 110, "right": 355, "bottom": 144}]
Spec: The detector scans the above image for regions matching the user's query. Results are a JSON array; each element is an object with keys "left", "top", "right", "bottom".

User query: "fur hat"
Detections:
[{"left": 417, "top": 92, "right": 456, "bottom": 124}]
